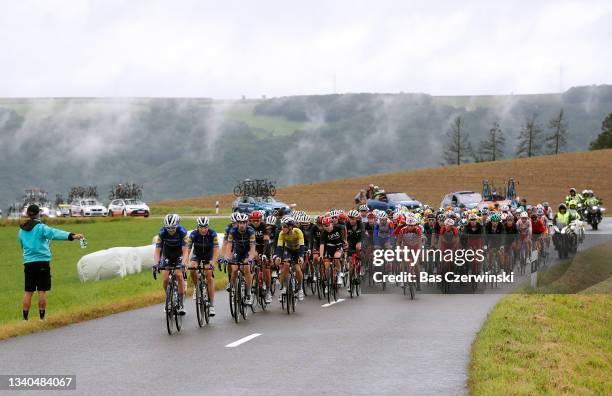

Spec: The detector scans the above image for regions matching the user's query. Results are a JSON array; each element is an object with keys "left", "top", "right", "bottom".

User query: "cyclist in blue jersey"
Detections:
[
  {"left": 187, "top": 216, "right": 219, "bottom": 316},
  {"left": 226, "top": 213, "right": 257, "bottom": 305},
  {"left": 153, "top": 214, "right": 190, "bottom": 315}
]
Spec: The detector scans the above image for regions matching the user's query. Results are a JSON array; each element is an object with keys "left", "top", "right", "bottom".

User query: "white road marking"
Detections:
[
  {"left": 225, "top": 333, "right": 262, "bottom": 348},
  {"left": 321, "top": 298, "right": 345, "bottom": 308}
]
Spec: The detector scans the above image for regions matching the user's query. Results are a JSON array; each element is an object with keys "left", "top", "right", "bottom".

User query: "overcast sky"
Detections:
[{"left": 1, "top": 0, "right": 611, "bottom": 98}]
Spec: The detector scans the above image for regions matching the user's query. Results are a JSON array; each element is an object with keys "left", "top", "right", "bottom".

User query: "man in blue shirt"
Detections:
[{"left": 18, "top": 204, "right": 84, "bottom": 321}]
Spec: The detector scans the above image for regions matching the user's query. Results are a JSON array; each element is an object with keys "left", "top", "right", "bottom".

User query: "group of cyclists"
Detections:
[{"left": 151, "top": 186, "right": 600, "bottom": 321}]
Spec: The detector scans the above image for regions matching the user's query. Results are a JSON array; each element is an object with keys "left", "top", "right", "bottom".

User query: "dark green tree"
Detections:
[
  {"left": 516, "top": 114, "right": 543, "bottom": 158},
  {"left": 476, "top": 121, "right": 505, "bottom": 162},
  {"left": 546, "top": 108, "right": 568, "bottom": 154},
  {"left": 443, "top": 116, "right": 473, "bottom": 165},
  {"left": 589, "top": 113, "right": 612, "bottom": 150}
]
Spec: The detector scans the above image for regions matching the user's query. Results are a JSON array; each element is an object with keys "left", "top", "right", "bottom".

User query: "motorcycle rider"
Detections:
[
  {"left": 567, "top": 200, "right": 582, "bottom": 220},
  {"left": 553, "top": 203, "right": 578, "bottom": 226},
  {"left": 565, "top": 188, "right": 583, "bottom": 206}
]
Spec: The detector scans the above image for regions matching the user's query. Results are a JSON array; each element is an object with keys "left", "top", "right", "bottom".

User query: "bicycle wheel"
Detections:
[
  {"left": 327, "top": 265, "right": 333, "bottom": 304},
  {"left": 233, "top": 282, "right": 240, "bottom": 324},
  {"left": 240, "top": 277, "right": 248, "bottom": 320},
  {"left": 316, "top": 265, "right": 322, "bottom": 300},
  {"left": 349, "top": 268, "right": 354, "bottom": 298},
  {"left": 173, "top": 287, "right": 182, "bottom": 332},
  {"left": 202, "top": 281, "right": 210, "bottom": 324},
  {"left": 196, "top": 280, "right": 204, "bottom": 327},
  {"left": 290, "top": 274, "right": 296, "bottom": 313},
  {"left": 409, "top": 278, "right": 415, "bottom": 300},
  {"left": 166, "top": 283, "right": 175, "bottom": 335},
  {"left": 249, "top": 275, "right": 257, "bottom": 313},
  {"left": 286, "top": 276, "right": 292, "bottom": 315},
  {"left": 229, "top": 284, "right": 236, "bottom": 320},
  {"left": 309, "top": 266, "right": 316, "bottom": 295}
]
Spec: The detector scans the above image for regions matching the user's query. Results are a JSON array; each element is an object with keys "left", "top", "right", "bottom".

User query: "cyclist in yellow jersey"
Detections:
[{"left": 274, "top": 216, "right": 305, "bottom": 301}]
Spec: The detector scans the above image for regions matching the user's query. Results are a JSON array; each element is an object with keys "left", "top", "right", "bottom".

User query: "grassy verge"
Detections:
[
  {"left": 148, "top": 205, "right": 231, "bottom": 216},
  {"left": 469, "top": 241, "right": 612, "bottom": 395},
  {"left": 0, "top": 217, "right": 229, "bottom": 340}
]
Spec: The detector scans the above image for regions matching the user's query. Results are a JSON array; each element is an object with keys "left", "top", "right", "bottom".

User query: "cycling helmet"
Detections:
[
  {"left": 460, "top": 219, "right": 468, "bottom": 226},
  {"left": 500, "top": 213, "right": 508, "bottom": 221},
  {"left": 481, "top": 208, "right": 489, "bottom": 214},
  {"left": 444, "top": 218, "right": 455, "bottom": 226},
  {"left": 543, "top": 202, "right": 549, "bottom": 207},
  {"left": 569, "top": 187, "right": 576, "bottom": 194},
  {"left": 366, "top": 212, "right": 376, "bottom": 219},
  {"left": 427, "top": 213, "right": 436, "bottom": 220},
  {"left": 347, "top": 209, "right": 359, "bottom": 218},
  {"left": 301, "top": 214, "right": 311, "bottom": 223},
  {"left": 395, "top": 214, "right": 406, "bottom": 223},
  {"left": 469, "top": 214, "right": 478, "bottom": 221},
  {"left": 582, "top": 189, "right": 588, "bottom": 195},
  {"left": 536, "top": 204, "right": 543, "bottom": 209},
  {"left": 490, "top": 213, "right": 500, "bottom": 222},
  {"left": 266, "top": 216, "right": 277, "bottom": 226},
  {"left": 249, "top": 211, "right": 263, "bottom": 220},
  {"left": 358, "top": 205, "right": 369, "bottom": 211},
  {"left": 502, "top": 205, "right": 510, "bottom": 212},
  {"left": 437, "top": 214, "right": 445, "bottom": 222},
  {"left": 406, "top": 215, "right": 419, "bottom": 226},
  {"left": 558, "top": 203, "right": 567, "bottom": 211},
  {"left": 338, "top": 213, "right": 348, "bottom": 221},
  {"left": 164, "top": 214, "right": 180, "bottom": 228},
  {"left": 520, "top": 212, "right": 528, "bottom": 219},
  {"left": 378, "top": 212, "right": 388, "bottom": 219},
  {"left": 235, "top": 213, "right": 249, "bottom": 222},
  {"left": 536, "top": 208, "right": 544, "bottom": 216},
  {"left": 196, "top": 216, "right": 210, "bottom": 227},
  {"left": 280, "top": 216, "right": 296, "bottom": 226},
  {"left": 568, "top": 200, "right": 577, "bottom": 208},
  {"left": 321, "top": 216, "right": 332, "bottom": 226},
  {"left": 230, "top": 212, "right": 240, "bottom": 223}
]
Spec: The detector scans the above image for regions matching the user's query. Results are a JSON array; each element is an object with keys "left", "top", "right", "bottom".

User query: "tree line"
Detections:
[{"left": 443, "top": 109, "right": 611, "bottom": 165}]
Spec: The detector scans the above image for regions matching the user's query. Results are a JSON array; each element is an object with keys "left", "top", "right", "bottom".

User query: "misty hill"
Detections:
[{"left": 0, "top": 85, "right": 611, "bottom": 208}]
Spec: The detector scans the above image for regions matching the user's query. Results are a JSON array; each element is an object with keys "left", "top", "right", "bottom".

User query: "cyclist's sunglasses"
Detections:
[
  {"left": 197, "top": 225, "right": 209, "bottom": 229},
  {"left": 165, "top": 226, "right": 177, "bottom": 231}
]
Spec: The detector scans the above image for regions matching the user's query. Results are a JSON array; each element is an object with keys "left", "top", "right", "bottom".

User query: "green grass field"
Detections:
[
  {"left": 469, "top": 241, "right": 612, "bottom": 395},
  {"left": 0, "top": 217, "right": 229, "bottom": 338},
  {"left": 223, "top": 101, "right": 306, "bottom": 137}
]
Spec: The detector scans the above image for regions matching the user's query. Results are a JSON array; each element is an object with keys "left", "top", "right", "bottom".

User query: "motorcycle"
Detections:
[
  {"left": 552, "top": 221, "right": 578, "bottom": 259},
  {"left": 581, "top": 204, "right": 605, "bottom": 231}
]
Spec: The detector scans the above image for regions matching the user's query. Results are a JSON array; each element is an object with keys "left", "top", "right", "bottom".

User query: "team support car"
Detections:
[
  {"left": 232, "top": 196, "right": 291, "bottom": 215},
  {"left": 70, "top": 198, "right": 108, "bottom": 217},
  {"left": 439, "top": 191, "right": 483, "bottom": 210},
  {"left": 367, "top": 192, "right": 422, "bottom": 212},
  {"left": 108, "top": 198, "right": 150, "bottom": 217}
]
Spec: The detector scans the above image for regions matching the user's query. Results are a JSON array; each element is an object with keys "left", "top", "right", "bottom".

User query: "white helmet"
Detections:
[
  {"left": 235, "top": 213, "right": 249, "bottom": 222},
  {"left": 406, "top": 215, "right": 419, "bottom": 226},
  {"left": 444, "top": 218, "right": 455, "bottom": 226},
  {"left": 196, "top": 216, "right": 209, "bottom": 227},
  {"left": 520, "top": 212, "right": 528, "bottom": 219},
  {"left": 347, "top": 209, "right": 359, "bottom": 218},
  {"left": 301, "top": 214, "right": 311, "bottom": 223},
  {"left": 378, "top": 212, "right": 388, "bottom": 219},
  {"left": 230, "top": 212, "right": 240, "bottom": 223},
  {"left": 266, "top": 216, "right": 277, "bottom": 226},
  {"left": 280, "top": 216, "right": 296, "bottom": 226},
  {"left": 163, "top": 214, "right": 180, "bottom": 228}
]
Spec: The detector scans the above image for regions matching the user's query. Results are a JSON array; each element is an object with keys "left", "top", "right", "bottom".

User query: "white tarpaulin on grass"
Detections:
[{"left": 78, "top": 232, "right": 224, "bottom": 282}]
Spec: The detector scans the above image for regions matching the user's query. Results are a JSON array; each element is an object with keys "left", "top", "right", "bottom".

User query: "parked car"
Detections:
[
  {"left": 367, "top": 192, "right": 422, "bottom": 212},
  {"left": 439, "top": 191, "right": 483, "bottom": 210},
  {"left": 108, "top": 198, "right": 150, "bottom": 217},
  {"left": 57, "top": 204, "right": 71, "bottom": 217},
  {"left": 232, "top": 196, "right": 291, "bottom": 216},
  {"left": 70, "top": 198, "right": 108, "bottom": 217}
]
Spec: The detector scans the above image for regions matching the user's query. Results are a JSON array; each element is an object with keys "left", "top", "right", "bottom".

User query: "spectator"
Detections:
[
  {"left": 354, "top": 189, "right": 367, "bottom": 206},
  {"left": 18, "top": 204, "right": 84, "bottom": 321},
  {"left": 366, "top": 184, "right": 376, "bottom": 200}
]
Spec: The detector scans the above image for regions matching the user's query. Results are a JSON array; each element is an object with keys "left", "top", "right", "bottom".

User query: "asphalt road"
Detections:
[{"left": 1, "top": 219, "right": 610, "bottom": 396}]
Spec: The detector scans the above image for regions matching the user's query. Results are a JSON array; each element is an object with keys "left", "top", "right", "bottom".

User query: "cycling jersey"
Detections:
[
  {"left": 227, "top": 226, "right": 256, "bottom": 262},
  {"left": 309, "top": 225, "right": 322, "bottom": 252},
  {"left": 155, "top": 225, "right": 189, "bottom": 260},
  {"left": 503, "top": 223, "right": 518, "bottom": 246},
  {"left": 188, "top": 228, "right": 219, "bottom": 262},
  {"left": 464, "top": 223, "right": 484, "bottom": 248},
  {"left": 531, "top": 219, "right": 547, "bottom": 234},
  {"left": 321, "top": 224, "right": 344, "bottom": 257},
  {"left": 394, "top": 225, "right": 422, "bottom": 249},
  {"left": 363, "top": 222, "right": 376, "bottom": 246},
  {"left": 439, "top": 227, "right": 459, "bottom": 250},
  {"left": 515, "top": 219, "right": 532, "bottom": 240},
  {"left": 276, "top": 228, "right": 305, "bottom": 252},
  {"left": 485, "top": 222, "right": 504, "bottom": 248},
  {"left": 374, "top": 222, "right": 394, "bottom": 247},
  {"left": 346, "top": 221, "right": 363, "bottom": 251},
  {"left": 250, "top": 222, "right": 269, "bottom": 254}
]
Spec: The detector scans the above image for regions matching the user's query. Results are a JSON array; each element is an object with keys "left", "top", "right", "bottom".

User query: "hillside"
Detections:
[
  {"left": 159, "top": 149, "right": 612, "bottom": 211},
  {"left": 1, "top": 85, "right": 611, "bottom": 208}
]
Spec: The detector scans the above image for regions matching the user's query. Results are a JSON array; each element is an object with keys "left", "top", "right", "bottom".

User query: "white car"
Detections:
[
  {"left": 108, "top": 198, "right": 150, "bottom": 217},
  {"left": 70, "top": 198, "right": 108, "bottom": 217}
]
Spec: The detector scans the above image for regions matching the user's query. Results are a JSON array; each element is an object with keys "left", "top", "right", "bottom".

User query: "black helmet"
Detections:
[
  {"left": 558, "top": 203, "right": 567, "bottom": 211},
  {"left": 569, "top": 188, "right": 576, "bottom": 194}
]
